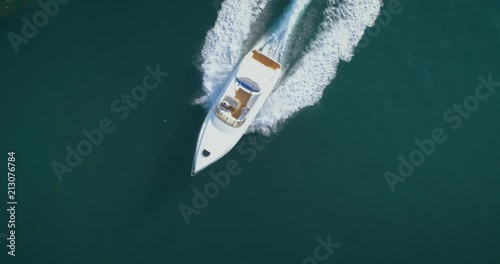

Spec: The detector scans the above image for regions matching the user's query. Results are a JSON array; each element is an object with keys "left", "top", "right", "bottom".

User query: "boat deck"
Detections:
[
  {"left": 231, "top": 88, "right": 252, "bottom": 118},
  {"left": 252, "top": 50, "right": 281, "bottom": 70}
]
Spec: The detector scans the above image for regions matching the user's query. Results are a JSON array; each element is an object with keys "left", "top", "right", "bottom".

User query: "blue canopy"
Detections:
[{"left": 236, "top": 78, "right": 260, "bottom": 93}]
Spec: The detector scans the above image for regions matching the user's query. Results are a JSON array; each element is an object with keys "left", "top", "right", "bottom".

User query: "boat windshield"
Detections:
[{"left": 236, "top": 77, "right": 260, "bottom": 93}]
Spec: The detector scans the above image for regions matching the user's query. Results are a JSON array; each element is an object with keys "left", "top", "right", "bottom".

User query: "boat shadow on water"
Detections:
[{"left": 140, "top": 67, "right": 206, "bottom": 216}]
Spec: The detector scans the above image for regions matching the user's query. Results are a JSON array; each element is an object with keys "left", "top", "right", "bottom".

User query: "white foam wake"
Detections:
[
  {"left": 249, "top": 0, "right": 382, "bottom": 135},
  {"left": 198, "top": 0, "right": 383, "bottom": 135},
  {"left": 196, "top": 0, "right": 272, "bottom": 107},
  {"left": 257, "top": 0, "right": 313, "bottom": 62}
]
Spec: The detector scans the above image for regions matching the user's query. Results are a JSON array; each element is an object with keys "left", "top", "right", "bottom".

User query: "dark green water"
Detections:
[{"left": 1, "top": 0, "right": 499, "bottom": 263}]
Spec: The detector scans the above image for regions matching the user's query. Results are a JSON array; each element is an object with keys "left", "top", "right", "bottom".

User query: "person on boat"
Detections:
[{"left": 239, "top": 107, "right": 249, "bottom": 120}]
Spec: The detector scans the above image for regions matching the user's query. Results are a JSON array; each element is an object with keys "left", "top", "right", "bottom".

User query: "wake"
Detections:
[
  {"left": 256, "top": 0, "right": 313, "bottom": 63},
  {"left": 197, "top": 0, "right": 382, "bottom": 135}
]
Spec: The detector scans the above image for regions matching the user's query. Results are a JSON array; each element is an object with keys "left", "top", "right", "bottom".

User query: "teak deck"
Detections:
[
  {"left": 231, "top": 89, "right": 252, "bottom": 118},
  {"left": 252, "top": 50, "right": 281, "bottom": 70}
]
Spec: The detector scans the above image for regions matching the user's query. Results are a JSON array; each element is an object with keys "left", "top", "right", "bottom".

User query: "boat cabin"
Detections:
[
  {"left": 216, "top": 77, "right": 261, "bottom": 127},
  {"left": 215, "top": 50, "right": 281, "bottom": 128}
]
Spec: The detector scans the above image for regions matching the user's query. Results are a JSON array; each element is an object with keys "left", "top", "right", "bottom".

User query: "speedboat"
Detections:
[{"left": 191, "top": 50, "right": 282, "bottom": 175}]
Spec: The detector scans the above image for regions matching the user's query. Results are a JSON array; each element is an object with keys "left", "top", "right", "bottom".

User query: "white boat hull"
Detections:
[{"left": 192, "top": 50, "right": 282, "bottom": 175}]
